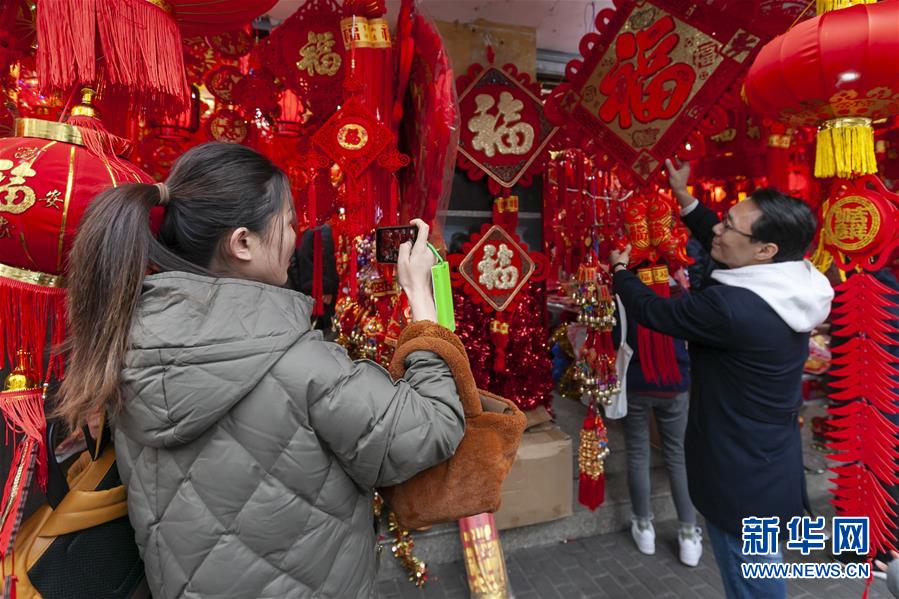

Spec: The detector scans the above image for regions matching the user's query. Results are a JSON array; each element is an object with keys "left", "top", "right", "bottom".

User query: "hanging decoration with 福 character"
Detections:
[
  {"left": 456, "top": 53, "right": 558, "bottom": 196},
  {"left": 0, "top": 94, "right": 152, "bottom": 575},
  {"left": 545, "top": 0, "right": 770, "bottom": 184}
]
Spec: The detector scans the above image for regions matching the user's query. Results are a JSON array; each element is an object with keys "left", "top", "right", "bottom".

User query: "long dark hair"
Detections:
[{"left": 57, "top": 142, "right": 291, "bottom": 430}]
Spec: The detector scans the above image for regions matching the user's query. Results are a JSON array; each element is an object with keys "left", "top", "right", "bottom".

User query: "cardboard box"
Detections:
[{"left": 493, "top": 422, "right": 573, "bottom": 530}]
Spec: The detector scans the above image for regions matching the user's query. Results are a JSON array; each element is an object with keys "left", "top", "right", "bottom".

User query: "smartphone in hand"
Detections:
[{"left": 375, "top": 225, "right": 417, "bottom": 264}]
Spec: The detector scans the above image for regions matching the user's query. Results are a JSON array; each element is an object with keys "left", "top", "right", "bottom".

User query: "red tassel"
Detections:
[
  {"left": 0, "top": 277, "right": 67, "bottom": 380},
  {"left": 490, "top": 318, "right": 510, "bottom": 373},
  {"left": 312, "top": 229, "right": 324, "bottom": 318},
  {"left": 37, "top": 0, "right": 188, "bottom": 115},
  {"left": 578, "top": 472, "right": 605, "bottom": 511},
  {"left": 348, "top": 242, "right": 359, "bottom": 300},
  {"left": 577, "top": 410, "right": 607, "bottom": 511},
  {"left": 36, "top": 0, "right": 96, "bottom": 94},
  {"left": 635, "top": 266, "right": 681, "bottom": 386}
]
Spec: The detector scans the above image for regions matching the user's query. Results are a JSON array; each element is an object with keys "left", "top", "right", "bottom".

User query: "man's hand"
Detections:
[
  {"left": 665, "top": 158, "right": 695, "bottom": 210},
  {"left": 610, "top": 244, "right": 631, "bottom": 273},
  {"left": 665, "top": 158, "right": 690, "bottom": 192}
]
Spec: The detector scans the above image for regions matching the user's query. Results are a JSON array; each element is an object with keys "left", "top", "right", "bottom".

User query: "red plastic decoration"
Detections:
[{"left": 827, "top": 273, "right": 899, "bottom": 556}]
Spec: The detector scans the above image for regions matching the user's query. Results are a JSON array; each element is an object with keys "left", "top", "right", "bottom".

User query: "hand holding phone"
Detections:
[
  {"left": 375, "top": 225, "right": 417, "bottom": 264},
  {"left": 396, "top": 219, "right": 438, "bottom": 323}
]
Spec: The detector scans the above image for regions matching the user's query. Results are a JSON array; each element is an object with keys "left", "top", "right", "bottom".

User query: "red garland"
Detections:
[{"left": 452, "top": 283, "right": 553, "bottom": 414}]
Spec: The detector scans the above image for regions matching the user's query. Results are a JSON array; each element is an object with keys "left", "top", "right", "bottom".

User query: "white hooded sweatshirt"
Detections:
[{"left": 710, "top": 260, "right": 834, "bottom": 333}]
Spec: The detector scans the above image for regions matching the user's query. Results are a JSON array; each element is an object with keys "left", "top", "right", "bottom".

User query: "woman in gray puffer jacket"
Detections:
[{"left": 56, "top": 143, "right": 465, "bottom": 598}]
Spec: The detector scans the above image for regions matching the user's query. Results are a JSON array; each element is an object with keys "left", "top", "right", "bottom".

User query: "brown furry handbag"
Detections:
[{"left": 380, "top": 322, "right": 527, "bottom": 529}]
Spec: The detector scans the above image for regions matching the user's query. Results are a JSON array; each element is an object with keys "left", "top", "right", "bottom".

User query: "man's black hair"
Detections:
[{"left": 748, "top": 188, "right": 817, "bottom": 262}]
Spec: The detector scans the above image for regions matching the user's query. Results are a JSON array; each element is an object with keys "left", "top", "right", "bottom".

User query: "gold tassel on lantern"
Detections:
[
  {"left": 816, "top": 0, "right": 875, "bottom": 14},
  {"left": 814, "top": 117, "right": 877, "bottom": 179}
]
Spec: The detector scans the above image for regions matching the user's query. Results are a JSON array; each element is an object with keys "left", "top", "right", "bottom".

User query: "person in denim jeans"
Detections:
[{"left": 620, "top": 282, "right": 701, "bottom": 567}]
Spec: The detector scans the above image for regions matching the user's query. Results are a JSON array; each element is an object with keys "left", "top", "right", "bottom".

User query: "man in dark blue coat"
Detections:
[{"left": 610, "top": 160, "right": 833, "bottom": 599}]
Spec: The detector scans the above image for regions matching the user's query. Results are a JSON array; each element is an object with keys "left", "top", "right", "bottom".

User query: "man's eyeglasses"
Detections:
[{"left": 722, "top": 214, "right": 754, "bottom": 239}]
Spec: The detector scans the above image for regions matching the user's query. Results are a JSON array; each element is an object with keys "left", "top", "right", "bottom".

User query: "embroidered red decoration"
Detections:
[
  {"left": 457, "top": 64, "right": 558, "bottom": 194},
  {"left": 820, "top": 175, "right": 899, "bottom": 272},
  {"left": 451, "top": 224, "right": 546, "bottom": 313}
]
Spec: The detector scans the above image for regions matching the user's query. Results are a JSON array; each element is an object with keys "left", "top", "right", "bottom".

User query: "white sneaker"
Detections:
[
  {"left": 631, "top": 518, "right": 656, "bottom": 555},
  {"left": 679, "top": 526, "right": 703, "bottom": 567}
]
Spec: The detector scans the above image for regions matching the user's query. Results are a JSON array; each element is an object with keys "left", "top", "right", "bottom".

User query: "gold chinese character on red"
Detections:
[{"left": 598, "top": 15, "right": 696, "bottom": 129}]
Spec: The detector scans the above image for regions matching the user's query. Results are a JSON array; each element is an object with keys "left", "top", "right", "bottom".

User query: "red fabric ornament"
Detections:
[
  {"left": 546, "top": 0, "right": 770, "bottom": 184},
  {"left": 206, "top": 108, "right": 249, "bottom": 144},
  {"left": 206, "top": 26, "right": 253, "bottom": 59},
  {"left": 0, "top": 118, "right": 150, "bottom": 378},
  {"left": 232, "top": 67, "right": 282, "bottom": 118},
  {"left": 454, "top": 224, "right": 539, "bottom": 313},
  {"left": 311, "top": 95, "right": 408, "bottom": 237},
  {"left": 819, "top": 176, "right": 899, "bottom": 272},
  {"left": 456, "top": 63, "right": 558, "bottom": 195},
  {"left": 258, "top": 0, "right": 345, "bottom": 123},
  {"left": 275, "top": 90, "right": 307, "bottom": 137},
  {"left": 205, "top": 64, "right": 244, "bottom": 104},
  {"left": 0, "top": 115, "right": 150, "bottom": 568}
]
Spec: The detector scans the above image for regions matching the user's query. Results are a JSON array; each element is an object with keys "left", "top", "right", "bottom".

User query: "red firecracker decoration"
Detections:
[
  {"left": 619, "top": 193, "right": 690, "bottom": 385},
  {"left": 828, "top": 273, "right": 899, "bottom": 556},
  {"left": 572, "top": 253, "right": 619, "bottom": 405},
  {"left": 571, "top": 253, "right": 616, "bottom": 510}
]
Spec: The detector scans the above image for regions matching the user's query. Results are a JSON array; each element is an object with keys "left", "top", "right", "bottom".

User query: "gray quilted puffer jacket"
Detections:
[{"left": 113, "top": 273, "right": 465, "bottom": 598}]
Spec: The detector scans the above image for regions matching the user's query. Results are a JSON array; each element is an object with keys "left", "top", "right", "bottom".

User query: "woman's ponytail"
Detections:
[{"left": 56, "top": 183, "right": 161, "bottom": 431}]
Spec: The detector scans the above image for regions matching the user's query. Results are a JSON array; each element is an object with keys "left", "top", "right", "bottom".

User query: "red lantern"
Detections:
[
  {"left": 276, "top": 89, "right": 307, "bottom": 137},
  {"left": 0, "top": 117, "right": 151, "bottom": 376},
  {"left": 150, "top": 84, "right": 201, "bottom": 142},
  {"left": 745, "top": 1, "right": 899, "bottom": 179}
]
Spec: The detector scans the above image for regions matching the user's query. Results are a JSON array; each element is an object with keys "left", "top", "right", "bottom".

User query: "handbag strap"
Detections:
[{"left": 388, "top": 323, "right": 482, "bottom": 418}]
